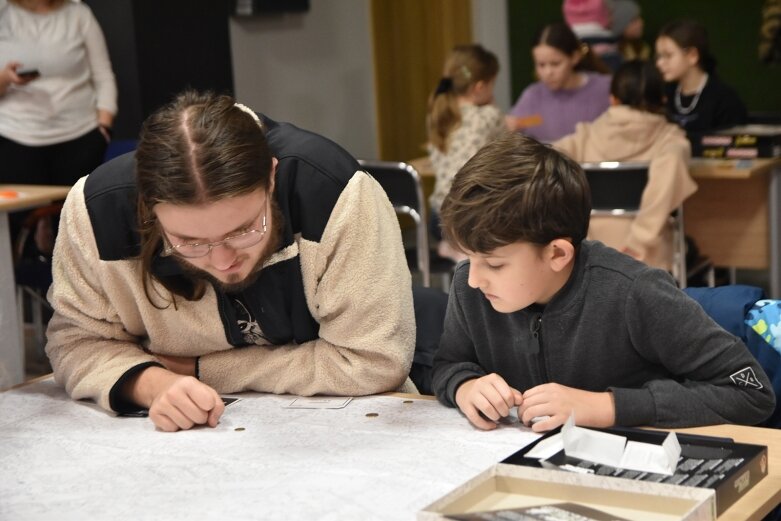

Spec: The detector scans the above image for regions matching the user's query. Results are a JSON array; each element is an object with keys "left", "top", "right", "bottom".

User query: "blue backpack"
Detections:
[{"left": 684, "top": 285, "right": 781, "bottom": 428}]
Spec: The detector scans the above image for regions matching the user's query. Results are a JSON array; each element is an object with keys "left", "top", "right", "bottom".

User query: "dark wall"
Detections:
[
  {"left": 507, "top": 0, "right": 781, "bottom": 113},
  {"left": 85, "top": 0, "right": 234, "bottom": 140}
]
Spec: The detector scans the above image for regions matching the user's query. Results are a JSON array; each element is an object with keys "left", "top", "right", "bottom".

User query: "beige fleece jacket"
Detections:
[
  {"left": 554, "top": 106, "right": 697, "bottom": 271},
  {"left": 46, "top": 172, "right": 416, "bottom": 412}
]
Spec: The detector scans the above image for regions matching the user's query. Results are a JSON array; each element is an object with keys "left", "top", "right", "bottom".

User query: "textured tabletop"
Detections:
[{"left": 0, "top": 379, "right": 540, "bottom": 521}]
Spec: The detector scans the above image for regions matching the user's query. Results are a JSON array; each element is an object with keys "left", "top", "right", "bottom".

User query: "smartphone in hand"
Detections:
[{"left": 16, "top": 68, "right": 40, "bottom": 80}]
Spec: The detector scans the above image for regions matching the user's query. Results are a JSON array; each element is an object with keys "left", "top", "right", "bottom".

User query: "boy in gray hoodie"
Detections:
[{"left": 431, "top": 132, "right": 775, "bottom": 432}]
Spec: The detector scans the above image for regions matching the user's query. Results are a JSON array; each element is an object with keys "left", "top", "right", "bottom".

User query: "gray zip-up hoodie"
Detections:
[{"left": 432, "top": 241, "right": 775, "bottom": 427}]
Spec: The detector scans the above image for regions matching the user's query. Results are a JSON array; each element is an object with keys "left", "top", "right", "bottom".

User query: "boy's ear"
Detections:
[{"left": 547, "top": 238, "right": 575, "bottom": 272}]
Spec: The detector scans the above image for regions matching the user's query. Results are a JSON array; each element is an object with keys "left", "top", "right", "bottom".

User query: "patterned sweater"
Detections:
[{"left": 428, "top": 103, "right": 505, "bottom": 213}]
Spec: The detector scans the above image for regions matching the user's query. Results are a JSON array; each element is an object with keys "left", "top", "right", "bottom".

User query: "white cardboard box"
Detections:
[{"left": 419, "top": 464, "right": 716, "bottom": 521}]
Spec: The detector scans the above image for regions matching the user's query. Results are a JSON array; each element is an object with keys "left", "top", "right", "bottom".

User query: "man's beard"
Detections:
[{"left": 174, "top": 198, "right": 284, "bottom": 294}]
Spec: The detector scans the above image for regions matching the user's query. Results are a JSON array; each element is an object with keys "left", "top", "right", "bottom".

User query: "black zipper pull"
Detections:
[{"left": 529, "top": 314, "right": 542, "bottom": 354}]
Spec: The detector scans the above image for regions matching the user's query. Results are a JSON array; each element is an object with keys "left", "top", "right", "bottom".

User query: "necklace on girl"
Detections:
[{"left": 675, "top": 73, "right": 709, "bottom": 115}]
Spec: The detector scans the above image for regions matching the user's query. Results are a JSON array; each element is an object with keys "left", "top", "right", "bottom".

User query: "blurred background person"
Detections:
[
  {"left": 0, "top": 0, "right": 117, "bottom": 254},
  {"left": 611, "top": 0, "right": 650, "bottom": 62},
  {"left": 656, "top": 19, "right": 746, "bottom": 134},
  {"left": 562, "top": 0, "right": 622, "bottom": 70},
  {"left": 426, "top": 44, "right": 506, "bottom": 262},
  {"left": 508, "top": 22, "right": 611, "bottom": 143},
  {"left": 554, "top": 60, "right": 696, "bottom": 272}
]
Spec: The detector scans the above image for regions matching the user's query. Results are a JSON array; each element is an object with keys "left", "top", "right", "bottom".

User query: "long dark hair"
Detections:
[
  {"left": 611, "top": 60, "right": 666, "bottom": 114},
  {"left": 532, "top": 22, "right": 610, "bottom": 74},
  {"left": 658, "top": 19, "right": 717, "bottom": 74},
  {"left": 135, "top": 90, "right": 273, "bottom": 307}
]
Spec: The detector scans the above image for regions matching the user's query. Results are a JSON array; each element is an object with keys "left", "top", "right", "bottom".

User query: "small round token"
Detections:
[
  {"left": 234, "top": 427, "right": 246, "bottom": 431},
  {"left": 365, "top": 413, "right": 379, "bottom": 417}
]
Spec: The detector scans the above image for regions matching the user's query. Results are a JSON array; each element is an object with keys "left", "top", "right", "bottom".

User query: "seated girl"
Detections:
[
  {"left": 426, "top": 44, "right": 506, "bottom": 261},
  {"left": 554, "top": 60, "right": 697, "bottom": 272},
  {"left": 655, "top": 19, "right": 747, "bottom": 133},
  {"left": 508, "top": 22, "right": 611, "bottom": 143}
]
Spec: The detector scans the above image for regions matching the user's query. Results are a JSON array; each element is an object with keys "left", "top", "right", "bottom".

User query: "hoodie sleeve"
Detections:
[
  {"left": 552, "top": 123, "right": 588, "bottom": 160},
  {"left": 624, "top": 136, "right": 697, "bottom": 259}
]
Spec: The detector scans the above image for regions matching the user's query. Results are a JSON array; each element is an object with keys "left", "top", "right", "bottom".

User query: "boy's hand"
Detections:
[
  {"left": 455, "top": 373, "right": 523, "bottom": 430},
  {"left": 518, "top": 383, "right": 615, "bottom": 432}
]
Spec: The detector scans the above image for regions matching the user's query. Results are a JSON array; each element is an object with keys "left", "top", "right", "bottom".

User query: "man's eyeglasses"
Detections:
[{"left": 160, "top": 203, "right": 267, "bottom": 259}]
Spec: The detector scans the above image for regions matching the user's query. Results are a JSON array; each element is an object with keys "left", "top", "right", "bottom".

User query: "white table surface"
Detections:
[{"left": 0, "top": 378, "right": 541, "bottom": 520}]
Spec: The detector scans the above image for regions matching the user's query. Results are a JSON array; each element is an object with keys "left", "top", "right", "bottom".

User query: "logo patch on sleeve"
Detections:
[{"left": 730, "top": 367, "right": 763, "bottom": 389}]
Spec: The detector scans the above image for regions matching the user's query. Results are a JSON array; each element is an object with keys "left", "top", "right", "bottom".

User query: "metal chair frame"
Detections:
[
  {"left": 358, "top": 159, "right": 450, "bottom": 288},
  {"left": 581, "top": 161, "right": 691, "bottom": 288}
]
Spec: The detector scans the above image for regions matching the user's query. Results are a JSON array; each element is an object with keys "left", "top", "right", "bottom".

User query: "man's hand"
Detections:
[
  {"left": 123, "top": 366, "right": 224, "bottom": 432},
  {"left": 156, "top": 354, "right": 197, "bottom": 377},
  {"left": 454, "top": 373, "right": 523, "bottom": 430},
  {"left": 518, "top": 383, "right": 615, "bottom": 432}
]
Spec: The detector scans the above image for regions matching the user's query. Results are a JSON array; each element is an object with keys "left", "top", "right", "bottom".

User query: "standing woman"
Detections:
[
  {"left": 0, "top": 0, "right": 117, "bottom": 188},
  {"left": 507, "top": 22, "right": 611, "bottom": 143},
  {"left": 656, "top": 19, "right": 746, "bottom": 133}
]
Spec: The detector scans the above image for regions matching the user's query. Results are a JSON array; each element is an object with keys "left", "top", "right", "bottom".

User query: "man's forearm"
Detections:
[{"left": 121, "top": 366, "right": 179, "bottom": 408}]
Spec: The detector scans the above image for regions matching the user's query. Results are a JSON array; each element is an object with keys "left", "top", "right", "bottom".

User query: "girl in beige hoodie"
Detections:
[{"left": 554, "top": 60, "right": 696, "bottom": 272}]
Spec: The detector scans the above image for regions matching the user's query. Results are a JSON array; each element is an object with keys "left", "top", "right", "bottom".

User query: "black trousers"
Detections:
[
  {"left": 1, "top": 128, "right": 108, "bottom": 252},
  {"left": 0, "top": 127, "right": 108, "bottom": 186}
]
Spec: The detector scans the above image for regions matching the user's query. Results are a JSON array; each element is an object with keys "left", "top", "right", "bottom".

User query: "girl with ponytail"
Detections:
[{"left": 426, "top": 44, "right": 506, "bottom": 261}]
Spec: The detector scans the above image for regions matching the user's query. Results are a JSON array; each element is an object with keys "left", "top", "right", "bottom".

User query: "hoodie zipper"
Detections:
[{"left": 529, "top": 313, "right": 549, "bottom": 382}]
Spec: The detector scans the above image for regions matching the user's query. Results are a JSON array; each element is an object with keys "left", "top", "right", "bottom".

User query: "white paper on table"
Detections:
[
  {"left": 525, "top": 432, "right": 564, "bottom": 460},
  {"left": 561, "top": 415, "right": 680, "bottom": 475},
  {"left": 619, "top": 432, "right": 681, "bottom": 475}
]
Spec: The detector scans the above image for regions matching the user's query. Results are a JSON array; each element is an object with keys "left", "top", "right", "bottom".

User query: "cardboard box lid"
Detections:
[{"left": 419, "top": 464, "right": 716, "bottom": 521}]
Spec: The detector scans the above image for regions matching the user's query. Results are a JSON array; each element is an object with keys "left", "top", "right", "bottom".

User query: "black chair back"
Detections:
[
  {"left": 581, "top": 162, "right": 649, "bottom": 213},
  {"left": 357, "top": 159, "right": 455, "bottom": 289},
  {"left": 360, "top": 161, "right": 422, "bottom": 214}
]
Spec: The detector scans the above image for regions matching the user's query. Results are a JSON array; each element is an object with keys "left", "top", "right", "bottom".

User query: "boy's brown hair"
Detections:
[{"left": 440, "top": 132, "right": 591, "bottom": 253}]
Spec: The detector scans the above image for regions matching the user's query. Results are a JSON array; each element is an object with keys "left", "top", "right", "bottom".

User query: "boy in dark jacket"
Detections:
[{"left": 431, "top": 132, "right": 775, "bottom": 432}]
